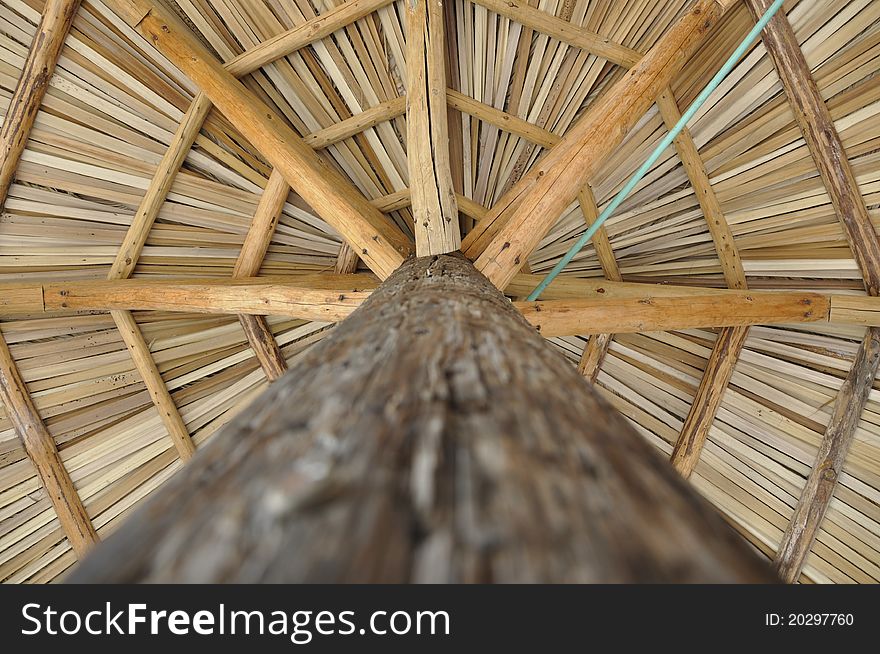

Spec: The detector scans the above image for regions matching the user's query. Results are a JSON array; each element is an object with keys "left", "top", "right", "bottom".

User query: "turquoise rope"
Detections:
[{"left": 526, "top": 0, "right": 786, "bottom": 302}]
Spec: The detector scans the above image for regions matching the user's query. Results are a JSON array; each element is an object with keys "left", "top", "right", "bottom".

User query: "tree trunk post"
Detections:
[{"left": 69, "top": 254, "right": 775, "bottom": 583}]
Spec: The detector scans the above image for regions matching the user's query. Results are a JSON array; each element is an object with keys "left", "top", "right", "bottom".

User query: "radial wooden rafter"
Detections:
[
  {"left": 2, "top": 0, "right": 876, "bottom": 583},
  {"left": 0, "top": 0, "right": 98, "bottom": 558},
  {"left": 108, "top": 0, "right": 413, "bottom": 280},
  {"left": 745, "top": 0, "right": 880, "bottom": 584},
  {"left": 656, "top": 86, "right": 751, "bottom": 479},
  {"left": 464, "top": 0, "right": 740, "bottom": 289}
]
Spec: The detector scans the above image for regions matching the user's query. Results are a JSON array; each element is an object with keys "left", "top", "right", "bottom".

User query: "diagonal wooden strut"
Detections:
[
  {"left": 745, "top": 0, "right": 880, "bottom": 583},
  {"left": 233, "top": 170, "right": 289, "bottom": 382},
  {"left": 0, "top": 0, "right": 98, "bottom": 556},
  {"left": 574, "top": 186, "right": 622, "bottom": 382},
  {"left": 656, "top": 87, "right": 751, "bottom": 480},
  {"left": 467, "top": 0, "right": 739, "bottom": 290},
  {"left": 107, "top": 0, "right": 411, "bottom": 280}
]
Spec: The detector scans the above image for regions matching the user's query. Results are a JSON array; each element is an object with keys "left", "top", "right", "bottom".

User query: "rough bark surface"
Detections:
[{"left": 69, "top": 254, "right": 775, "bottom": 583}]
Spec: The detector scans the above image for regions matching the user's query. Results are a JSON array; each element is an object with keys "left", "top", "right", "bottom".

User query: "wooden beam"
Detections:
[
  {"left": 657, "top": 86, "right": 750, "bottom": 480},
  {"left": 515, "top": 292, "right": 826, "bottom": 337},
  {"left": 746, "top": 0, "right": 880, "bottom": 295},
  {"left": 669, "top": 325, "right": 750, "bottom": 477},
  {"left": 0, "top": 0, "right": 99, "bottom": 558},
  {"left": 467, "top": 0, "right": 641, "bottom": 68},
  {"left": 466, "top": 0, "right": 737, "bottom": 289},
  {"left": 68, "top": 254, "right": 775, "bottom": 583},
  {"left": 106, "top": 95, "right": 204, "bottom": 464},
  {"left": 406, "top": 0, "right": 459, "bottom": 254},
  {"left": 108, "top": 0, "right": 411, "bottom": 279},
  {"left": 445, "top": 88, "right": 559, "bottom": 150},
  {"left": 41, "top": 275, "right": 379, "bottom": 321},
  {"left": 656, "top": 88, "right": 747, "bottom": 291},
  {"left": 334, "top": 242, "right": 361, "bottom": 274},
  {"left": 0, "top": 331, "right": 98, "bottom": 557},
  {"left": 110, "top": 309, "right": 195, "bottom": 461},
  {"left": 233, "top": 169, "right": 290, "bottom": 381},
  {"left": 0, "top": 0, "right": 81, "bottom": 211},
  {"left": 238, "top": 314, "right": 287, "bottom": 381},
  {"left": 108, "top": 93, "right": 213, "bottom": 280},
  {"left": 575, "top": 186, "right": 621, "bottom": 382},
  {"left": 304, "top": 96, "right": 406, "bottom": 150},
  {"left": 745, "top": 0, "right": 880, "bottom": 582},
  {"left": 223, "top": 0, "right": 396, "bottom": 78},
  {"left": 233, "top": 170, "right": 289, "bottom": 279},
  {"left": 22, "top": 277, "right": 842, "bottom": 334},
  {"left": 774, "top": 327, "right": 880, "bottom": 583}
]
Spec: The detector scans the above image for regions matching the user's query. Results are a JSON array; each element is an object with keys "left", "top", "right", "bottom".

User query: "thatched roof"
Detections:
[{"left": 1, "top": 0, "right": 878, "bottom": 583}]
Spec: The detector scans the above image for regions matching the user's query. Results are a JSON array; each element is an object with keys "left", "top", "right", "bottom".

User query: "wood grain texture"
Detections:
[
  {"left": 42, "top": 276, "right": 378, "bottom": 321},
  {"left": 32, "top": 277, "right": 839, "bottom": 334},
  {"left": 68, "top": 254, "right": 775, "bottom": 583},
  {"left": 468, "top": 0, "right": 641, "bottom": 67},
  {"left": 578, "top": 332, "right": 614, "bottom": 383},
  {"left": 746, "top": 0, "right": 880, "bottom": 582},
  {"left": 110, "top": 309, "right": 195, "bottom": 461},
  {"left": 574, "top": 186, "right": 621, "bottom": 380},
  {"left": 406, "top": 0, "right": 460, "bottom": 255},
  {"left": 515, "top": 292, "right": 828, "bottom": 337},
  {"left": 110, "top": 0, "right": 412, "bottom": 279},
  {"left": 107, "top": 93, "right": 212, "bottom": 280},
  {"left": 238, "top": 314, "right": 286, "bottom": 382},
  {"left": 0, "top": 0, "right": 81, "bottom": 212},
  {"left": 233, "top": 168, "right": 290, "bottom": 381},
  {"left": 467, "top": 0, "right": 732, "bottom": 289},
  {"left": 774, "top": 327, "right": 880, "bottom": 583},
  {"left": 0, "top": 331, "right": 97, "bottom": 557},
  {"left": 745, "top": 0, "right": 880, "bottom": 296},
  {"left": 670, "top": 325, "right": 751, "bottom": 478}
]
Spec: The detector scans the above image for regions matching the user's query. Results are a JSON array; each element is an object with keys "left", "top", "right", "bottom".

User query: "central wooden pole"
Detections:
[{"left": 69, "top": 255, "right": 775, "bottom": 583}]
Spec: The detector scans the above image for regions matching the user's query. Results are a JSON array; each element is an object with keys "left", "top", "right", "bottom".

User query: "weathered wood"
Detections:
[
  {"left": 108, "top": 93, "right": 213, "bottom": 280},
  {"left": 105, "top": 94, "right": 206, "bottom": 462},
  {"left": 0, "top": 0, "right": 97, "bottom": 560},
  {"left": 467, "top": 0, "right": 641, "bottom": 67},
  {"left": 515, "top": 292, "right": 826, "bottom": 337},
  {"left": 238, "top": 314, "right": 287, "bottom": 382},
  {"left": 107, "top": 0, "right": 412, "bottom": 279},
  {"left": 334, "top": 242, "right": 361, "bottom": 274},
  {"left": 467, "top": 0, "right": 737, "bottom": 289},
  {"left": 111, "top": 309, "right": 195, "bottom": 461},
  {"left": 41, "top": 275, "right": 378, "bottom": 321},
  {"left": 0, "top": 0, "right": 81, "bottom": 212},
  {"left": 657, "top": 86, "right": 750, "bottom": 480},
  {"left": 745, "top": 0, "right": 880, "bottom": 582},
  {"left": 30, "top": 277, "right": 836, "bottom": 334},
  {"left": 575, "top": 186, "right": 621, "bottom": 380},
  {"left": 656, "top": 87, "right": 747, "bottom": 290},
  {"left": 774, "top": 327, "right": 880, "bottom": 583},
  {"left": 68, "top": 254, "right": 775, "bottom": 583},
  {"left": 745, "top": 0, "right": 880, "bottom": 296},
  {"left": 578, "top": 332, "right": 614, "bottom": 383},
  {"left": 233, "top": 169, "right": 290, "bottom": 381},
  {"left": 0, "top": 331, "right": 97, "bottom": 557},
  {"left": 406, "top": 0, "right": 460, "bottom": 255},
  {"left": 670, "top": 325, "right": 751, "bottom": 478}
]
